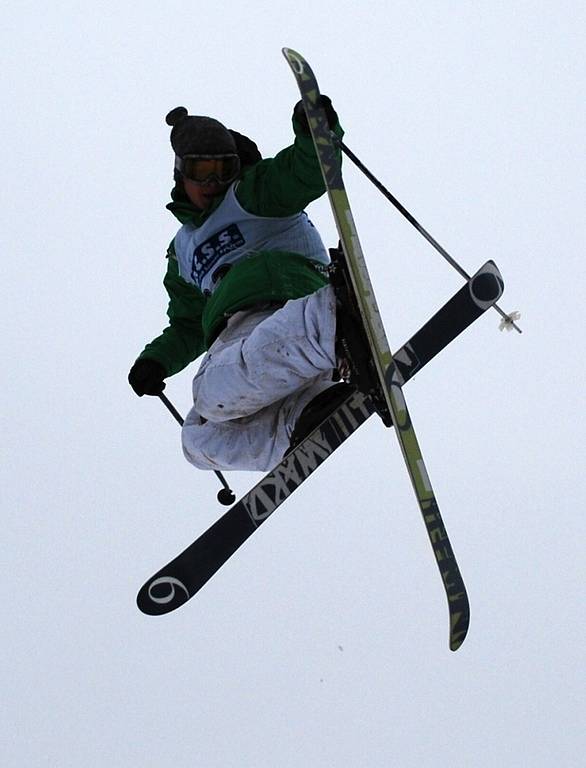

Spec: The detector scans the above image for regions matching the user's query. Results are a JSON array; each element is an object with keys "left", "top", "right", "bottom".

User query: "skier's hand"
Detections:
[
  {"left": 293, "top": 95, "right": 339, "bottom": 135},
  {"left": 128, "top": 358, "right": 167, "bottom": 397}
]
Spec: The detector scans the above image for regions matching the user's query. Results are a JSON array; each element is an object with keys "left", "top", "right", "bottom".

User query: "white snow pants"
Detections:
[{"left": 181, "top": 284, "right": 338, "bottom": 471}]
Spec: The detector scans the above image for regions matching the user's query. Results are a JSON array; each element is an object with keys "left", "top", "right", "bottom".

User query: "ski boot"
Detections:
[{"left": 329, "top": 245, "right": 393, "bottom": 427}]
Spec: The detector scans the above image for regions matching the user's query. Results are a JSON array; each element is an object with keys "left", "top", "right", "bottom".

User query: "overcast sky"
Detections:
[{"left": 2, "top": 1, "right": 585, "bottom": 766}]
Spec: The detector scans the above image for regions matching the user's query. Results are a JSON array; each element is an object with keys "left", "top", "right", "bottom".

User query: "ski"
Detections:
[
  {"left": 282, "top": 48, "right": 490, "bottom": 651},
  {"left": 137, "top": 259, "right": 503, "bottom": 619}
]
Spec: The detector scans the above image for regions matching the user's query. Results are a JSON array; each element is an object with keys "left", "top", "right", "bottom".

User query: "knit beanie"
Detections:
[{"left": 166, "top": 106, "right": 237, "bottom": 157}]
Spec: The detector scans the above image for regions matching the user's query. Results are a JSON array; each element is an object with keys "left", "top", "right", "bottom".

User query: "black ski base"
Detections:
[
  {"left": 139, "top": 390, "right": 373, "bottom": 615},
  {"left": 137, "top": 260, "right": 503, "bottom": 618}
]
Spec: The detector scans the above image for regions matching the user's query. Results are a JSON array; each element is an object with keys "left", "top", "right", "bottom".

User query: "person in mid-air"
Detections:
[{"left": 128, "top": 98, "right": 353, "bottom": 471}]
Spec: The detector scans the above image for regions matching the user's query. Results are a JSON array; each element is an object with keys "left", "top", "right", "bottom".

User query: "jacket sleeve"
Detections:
[
  {"left": 138, "top": 249, "right": 207, "bottom": 377},
  {"left": 235, "top": 116, "right": 344, "bottom": 217}
]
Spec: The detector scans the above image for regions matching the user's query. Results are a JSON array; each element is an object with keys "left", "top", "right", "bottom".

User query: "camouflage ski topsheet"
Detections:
[{"left": 283, "top": 47, "right": 475, "bottom": 651}]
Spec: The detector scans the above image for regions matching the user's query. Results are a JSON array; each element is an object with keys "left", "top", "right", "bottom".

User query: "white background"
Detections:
[{"left": 2, "top": 1, "right": 584, "bottom": 766}]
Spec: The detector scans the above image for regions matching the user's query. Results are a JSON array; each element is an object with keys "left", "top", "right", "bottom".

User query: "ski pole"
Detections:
[
  {"left": 333, "top": 135, "right": 522, "bottom": 333},
  {"left": 158, "top": 392, "right": 236, "bottom": 506}
]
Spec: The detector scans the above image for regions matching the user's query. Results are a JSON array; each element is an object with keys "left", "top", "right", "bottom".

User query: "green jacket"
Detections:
[{"left": 138, "top": 116, "right": 343, "bottom": 377}]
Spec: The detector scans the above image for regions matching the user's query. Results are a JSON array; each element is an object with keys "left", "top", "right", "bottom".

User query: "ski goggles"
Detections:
[{"left": 175, "top": 154, "right": 241, "bottom": 185}]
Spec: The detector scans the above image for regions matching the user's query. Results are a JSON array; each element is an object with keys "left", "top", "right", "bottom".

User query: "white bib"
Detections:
[{"left": 173, "top": 184, "right": 329, "bottom": 294}]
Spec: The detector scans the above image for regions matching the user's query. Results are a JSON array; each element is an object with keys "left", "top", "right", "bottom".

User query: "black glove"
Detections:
[
  {"left": 293, "top": 95, "right": 339, "bottom": 135},
  {"left": 128, "top": 358, "right": 167, "bottom": 397}
]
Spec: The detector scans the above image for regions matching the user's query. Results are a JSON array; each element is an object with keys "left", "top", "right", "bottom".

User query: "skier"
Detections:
[{"left": 128, "top": 98, "right": 353, "bottom": 471}]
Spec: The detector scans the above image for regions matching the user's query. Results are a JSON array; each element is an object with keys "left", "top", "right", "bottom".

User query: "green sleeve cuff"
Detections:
[
  {"left": 138, "top": 255, "right": 206, "bottom": 377},
  {"left": 235, "top": 119, "right": 344, "bottom": 217}
]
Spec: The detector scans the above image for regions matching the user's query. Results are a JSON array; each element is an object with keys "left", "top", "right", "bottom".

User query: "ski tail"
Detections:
[{"left": 394, "top": 260, "right": 504, "bottom": 383}]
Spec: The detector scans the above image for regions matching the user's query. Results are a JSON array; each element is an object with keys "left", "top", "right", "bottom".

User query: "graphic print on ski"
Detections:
[
  {"left": 282, "top": 48, "right": 470, "bottom": 650},
  {"left": 136, "top": 258, "right": 503, "bottom": 620}
]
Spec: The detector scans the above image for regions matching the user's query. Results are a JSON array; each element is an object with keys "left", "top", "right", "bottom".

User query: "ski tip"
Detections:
[
  {"left": 136, "top": 574, "right": 192, "bottom": 616},
  {"left": 282, "top": 47, "right": 308, "bottom": 76}
]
